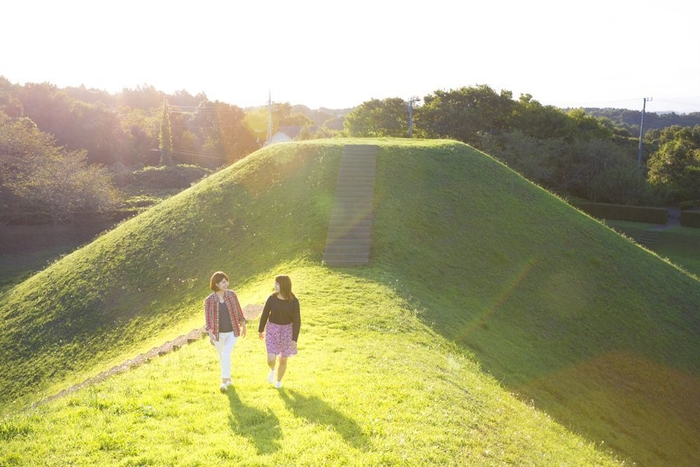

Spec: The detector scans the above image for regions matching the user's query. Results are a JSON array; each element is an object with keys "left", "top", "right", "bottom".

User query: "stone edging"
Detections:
[{"left": 31, "top": 304, "right": 263, "bottom": 409}]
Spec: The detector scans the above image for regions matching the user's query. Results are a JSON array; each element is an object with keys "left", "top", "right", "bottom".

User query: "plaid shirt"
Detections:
[{"left": 204, "top": 290, "right": 245, "bottom": 339}]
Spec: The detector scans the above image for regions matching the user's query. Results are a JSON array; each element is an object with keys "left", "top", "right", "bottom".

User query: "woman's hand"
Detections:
[
  {"left": 258, "top": 332, "right": 265, "bottom": 340},
  {"left": 240, "top": 324, "right": 247, "bottom": 338},
  {"left": 208, "top": 331, "right": 216, "bottom": 346}
]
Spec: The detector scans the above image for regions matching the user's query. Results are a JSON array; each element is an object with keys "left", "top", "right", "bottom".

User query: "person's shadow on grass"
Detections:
[
  {"left": 279, "top": 388, "right": 370, "bottom": 451},
  {"left": 227, "top": 387, "right": 282, "bottom": 455}
]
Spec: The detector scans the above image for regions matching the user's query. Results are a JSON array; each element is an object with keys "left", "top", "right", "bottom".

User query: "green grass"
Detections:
[
  {"left": 0, "top": 263, "right": 622, "bottom": 466},
  {"left": 0, "top": 247, "right": 70, "bottom": 295},
  {"left": 607, "top": 220, "right": 700, "bottom": 278},
  {"left": 1, "top": 139, "right": 699, "bottom": 465},
  {"left": 0, "top": 224, "right": 115, "bottom": 294}
]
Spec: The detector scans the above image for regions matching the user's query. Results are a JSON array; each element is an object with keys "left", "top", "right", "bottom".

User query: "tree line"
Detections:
[
  {"left": 0, "top": 77, "right": 342, "bottom": 222},
  {"left": 2, "top": 77, "right": 699, "bottom": 223},
  {"left": 344, "top": 86, "right": 700, "bottom": 207}
]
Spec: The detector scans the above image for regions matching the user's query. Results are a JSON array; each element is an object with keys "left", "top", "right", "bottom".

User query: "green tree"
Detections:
[
  {"left": 344, "top": 98, "right": 409, "bottom": 137},
  {"left": 480, "top": 130, "right": 558, "bottom": 186},
  {"left": 588, "top": 161, "right": 651, "bottom": 205},
  {"left": 0, "top": 76, "right": 23, "bottom": 117},
  {"left": 159, "top": 101, "right": 174, "bottom": 166},
  {"left": 17, "top": 81, "right": 129, "bottom": 166},
  {"left": 66, "top": 100, "right": 130, "bottom": 166},
  {"left": 510, "top": 94, "right": 571, "bottom": 140},
  {"left": 16, "top": 82, "right": 72, "bottom": 142},
  {"left": 417, "top": 85, "right": 514, "bottom": 147},
  {"left": 119, "top": 107, "right": 160, "bottom": 166},
  {"left": 0, "top": 111, "right": 118, "bottom": 222},
  {"left": 193, "top": 101, "right": 257, "bottom": 165},
  {"left": 216, "top": 103, "right": 257, "bottom": 163},
  {"left": 280, "top": 112, "right": 314, "bottom": 128},
  {"left": 0, "top": 113, "right": 56, "bottom": 188},
  {"left": 551, "top": 138, "right": 644, "bottom": 202},
  {"left": 647, "top": 125, "right": 700, "bottom": 202},
  {"left": 118, "top": 84, "right": 164, "bottom": 111},
  {"left": 566, "top": 109, "right": 615, "bottom": 141}
]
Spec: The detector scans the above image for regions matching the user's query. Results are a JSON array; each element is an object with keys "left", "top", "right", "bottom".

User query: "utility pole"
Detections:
[
  {"left": 408, "top": 96, "right": 420, "bottom": 138},
  {"left": 637, "top": 97, "right": 652, "bottom": 168},
  {"left": 266, "top": 90, "right": 273, "bottom": 144}
]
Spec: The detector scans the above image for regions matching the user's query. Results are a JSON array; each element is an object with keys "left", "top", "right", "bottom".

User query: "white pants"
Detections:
[{"left": 215, "top": 332, "right": 238, "bottom": 379}]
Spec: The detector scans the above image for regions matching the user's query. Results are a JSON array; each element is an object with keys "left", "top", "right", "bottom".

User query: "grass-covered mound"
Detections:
[
  {"left": 1, "top": 139, "right": 699, "bottom": 465},
  {"left": 0, "top": 141, "right": 340, "bottom": 411},
  {"left": 0, "top": 263, "right": 622, "bottom": 466}
]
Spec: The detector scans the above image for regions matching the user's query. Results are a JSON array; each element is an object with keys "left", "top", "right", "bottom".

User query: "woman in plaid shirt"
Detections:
[{"left": 204, "top": 271, "right": 247, "bottom": 392}]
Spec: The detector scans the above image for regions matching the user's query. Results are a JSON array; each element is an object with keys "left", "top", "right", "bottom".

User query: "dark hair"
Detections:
[
  {"left": 275, "top": 275, "right": 294, "bottom": 300},
  {"left": 210, "top": 271, "right": 229, "bottom": 291}
]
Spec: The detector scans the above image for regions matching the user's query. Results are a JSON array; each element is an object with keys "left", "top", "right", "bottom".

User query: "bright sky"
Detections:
[{"left": 3, "top": 0, "right": 699, "bottom": 113}]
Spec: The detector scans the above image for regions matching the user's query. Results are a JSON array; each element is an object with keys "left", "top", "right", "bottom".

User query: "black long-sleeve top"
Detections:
[{"left": 258, "top": 294, "right": 301, "bottom": 341}]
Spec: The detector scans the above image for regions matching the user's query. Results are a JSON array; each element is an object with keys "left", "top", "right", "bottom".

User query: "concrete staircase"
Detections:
[{"left": 322, "top": 145, "right": 378, "bottom": 267}]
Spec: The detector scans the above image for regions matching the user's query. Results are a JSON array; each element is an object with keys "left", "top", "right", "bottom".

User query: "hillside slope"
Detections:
[
  {"left": 1, "top": 139, "right": 699, "bottom": 465},
  {"left": 365, "top": 142, "right": 700, "bottom": 466},
  {"left": 0, "top": 262, "right": 624, "bottom": 466}
]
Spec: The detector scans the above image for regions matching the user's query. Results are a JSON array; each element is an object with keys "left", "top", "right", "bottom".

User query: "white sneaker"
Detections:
[
  {"left": 275, "top": 381, "right": 283, "bottom": 389},
  {"left": 225, "top": 380, "right": 233, "bottom": 388},
  {"left": 268, "top": 370, "right": 275, "bottom": 384},
  {"left": 219, "top": 383, "right": 227, "bottom": 393}
]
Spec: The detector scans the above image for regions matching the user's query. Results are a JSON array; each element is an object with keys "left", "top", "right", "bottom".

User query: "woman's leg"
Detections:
[
  {"left": 277, "top": 356, "right": 288, "bottom": 382},
  {"left": 266, "top": 353, "right": 277, "bottom": 384},
  {"left": 218, "top": 332, "right": 238, "bottom": 383},
  {"left": 266, "top": 353, "right": 277, "bottom": 370}
]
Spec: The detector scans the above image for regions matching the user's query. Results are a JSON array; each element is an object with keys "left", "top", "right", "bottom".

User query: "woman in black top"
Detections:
[{"left": 258, "top": 275, "right": 300, "bottom": 388}]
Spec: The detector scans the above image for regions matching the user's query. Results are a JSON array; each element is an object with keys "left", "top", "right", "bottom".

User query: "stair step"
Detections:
[
  {"left": 326, "top": 226, "right": 372, "bottom": 233},
  {"left": 331, "top": 196, "right": 374, "bottom": 203},
  {"left": 338, "top": 167, "right": 376, "bottom": 172},
  {"left": 325, "top": 235, "right": 372, "bottom": 243},
  {"left": 325, "top": 231, "right": 371, "bottom": 239},
  {"left": 329, "top": 210, "right": 373, "bottom": 218},
  {"left": 323, "top": 261, "right": 369, "bottom": 267},
  {"left": 323, "top": 257, "right": 371, "bottom": 264},
  {"left": 324, "top": 248, "right": 370, "bottom": 255},
  {"left": 326, "top": 221, "right": 373, "bottom": 228},
  {"left": 335, "top": 184, "right": 374, "bottom": 189},
  {"left": 322, "top": 253, "right": 370, "bottom": 261},
  {"left": 330, "top": 200, "right": 374, "bottom": 206},
  {"left": 325, "top": 235, "right": 371, "bottom": 243}
]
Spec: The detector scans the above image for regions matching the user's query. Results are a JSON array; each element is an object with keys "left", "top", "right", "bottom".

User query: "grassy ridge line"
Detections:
[{"left": 0, "top": 263, "right": 623, "bottom": 466}]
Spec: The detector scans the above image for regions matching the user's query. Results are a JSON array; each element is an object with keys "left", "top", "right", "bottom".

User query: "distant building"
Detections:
[{"left": 267, "top": 126, "right": 303, "bottom": 145}]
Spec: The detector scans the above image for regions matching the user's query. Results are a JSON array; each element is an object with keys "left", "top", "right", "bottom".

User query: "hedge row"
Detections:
[
  {"left": 576, "top": 203, "right": 668, "bottom": 224},
  {"left": 680, "top": 211, "right": 700, "bottom": 228}
]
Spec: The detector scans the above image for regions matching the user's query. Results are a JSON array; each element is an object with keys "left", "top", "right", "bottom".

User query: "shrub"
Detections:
[{"left": 680, "top": 210, "right": 700, "bottom": 228}]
